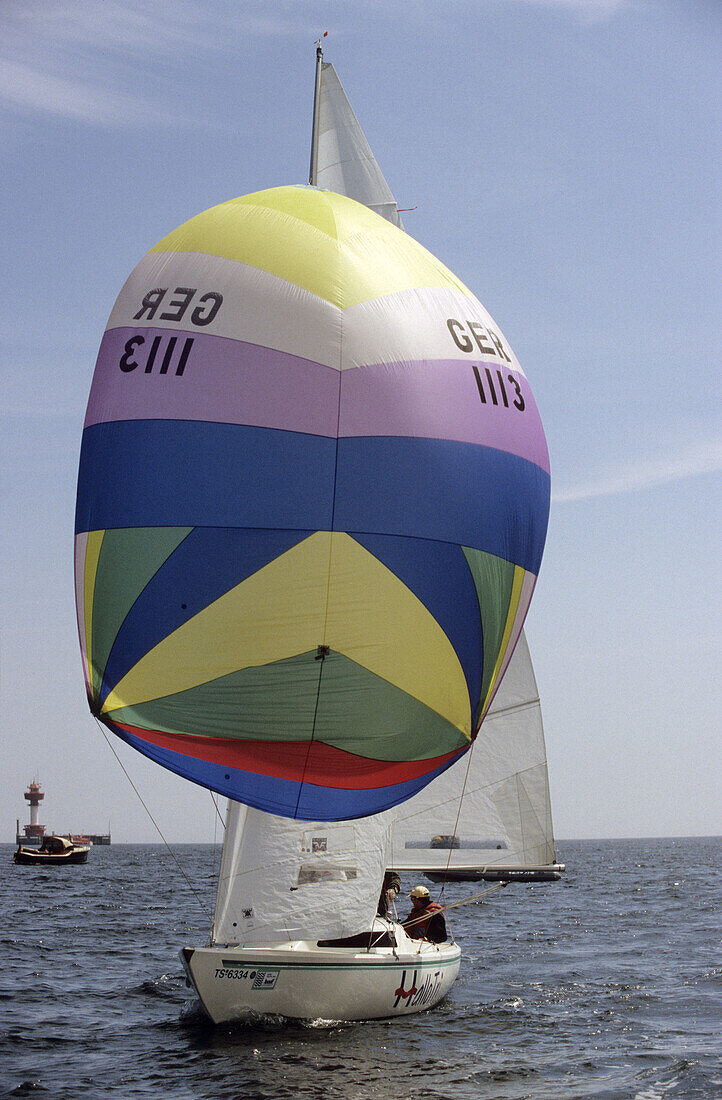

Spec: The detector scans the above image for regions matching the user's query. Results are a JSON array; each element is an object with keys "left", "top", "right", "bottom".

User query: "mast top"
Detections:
[{"left": 309, "top": 35, "right": 327, "bottom": 186}]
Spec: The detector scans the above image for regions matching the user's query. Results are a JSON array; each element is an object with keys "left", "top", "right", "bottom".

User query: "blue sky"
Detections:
[{"left": 2, "top": 0, "right": 719, "bottom": 842}]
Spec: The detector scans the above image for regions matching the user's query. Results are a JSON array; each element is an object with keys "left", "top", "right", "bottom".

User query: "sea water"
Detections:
[{"left": 1, "top": 837, "right": 719, "bottom": 1099}]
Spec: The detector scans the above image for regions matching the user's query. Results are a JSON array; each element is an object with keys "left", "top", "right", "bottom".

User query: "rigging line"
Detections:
[
  {"left": 436, "top": 740, "right": 476, "bottom": 916},
  {"left": 488, "top": 697, "right": 540, "bottom": 717},
  {"left": 209, "top": 792, "right": 226, "bottom": 943},
  {"left": 403, "top": 880, "right": 507, "bottom": 931},
  {"left": 293, "top": 648, "right": 327, "bottom": 818},
  {"left": 210, "top": 791, "right": 226, "bottom": 832},
  {"left": 443, "top": 881, "right": 508, "bottom": 911},
  {"left": 397, "top": 757, "right": 548, "bottom": 825},
  {"left": 365, "top": 923, "right": 395, "bottom": 953},
  {"left": 93, "top": 716, "right": 211, "bottom": 919}
]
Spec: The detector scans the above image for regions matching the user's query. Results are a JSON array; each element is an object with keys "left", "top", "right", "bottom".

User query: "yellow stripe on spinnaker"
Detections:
[
  {"left": 150, "top": 187, "right": 471, "bottom": 311},
  {"left": 102, "top": 532, "right": 471, "bottom": 738},
  {"left": 479, "top": 565, "right": 526, "bottom": 721},
  {"left": 325, "top": 533, "right": 471, "bottom": 738},
  {"left": 83, "top": 531, "right": 105, "bottom": 695}
]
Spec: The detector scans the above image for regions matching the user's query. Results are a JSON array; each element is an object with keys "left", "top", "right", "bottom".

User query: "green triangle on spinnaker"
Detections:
[
  {"left": 90, "top": 526, "right": 192, "bottom": 697},
  {"left": 462, "top": 546, "right": 515, "bottom": 722},
  {"left": 107, "top": 650, "right": 468, "bottom": 762}
]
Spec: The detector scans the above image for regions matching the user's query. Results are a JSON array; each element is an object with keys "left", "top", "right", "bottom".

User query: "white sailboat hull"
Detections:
[{"left": 181, "top": 923, "right": 460, "bottom": 1024}]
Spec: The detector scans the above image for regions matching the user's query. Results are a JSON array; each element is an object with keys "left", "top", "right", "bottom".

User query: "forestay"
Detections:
[
  {"left": 213, "top": 803, "right": 392, "bottom": 946},
  {"left": 389, "top": 632, "right": 557, "bottom": 873}
]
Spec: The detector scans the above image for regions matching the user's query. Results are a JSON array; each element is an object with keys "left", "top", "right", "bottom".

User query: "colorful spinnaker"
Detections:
[{"left": 75, "top": 185, "right": 549, "bottom": 820}]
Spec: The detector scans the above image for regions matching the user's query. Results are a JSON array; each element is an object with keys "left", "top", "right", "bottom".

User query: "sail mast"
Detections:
[{"left": 309, "top": 39, "right": 324, "bottom": 185}]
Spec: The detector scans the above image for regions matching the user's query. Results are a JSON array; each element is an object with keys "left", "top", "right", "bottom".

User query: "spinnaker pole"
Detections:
[{"left": 309, "top": 40, "right": 324, "bottom": 185}]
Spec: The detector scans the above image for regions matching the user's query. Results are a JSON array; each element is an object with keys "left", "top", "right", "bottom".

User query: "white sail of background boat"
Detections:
[
  {"left": 390, "top": 631, "right": 564, "bottom": 882},
  {"left": 76, "top": 43, "right": 552, "bottom": 1023}
]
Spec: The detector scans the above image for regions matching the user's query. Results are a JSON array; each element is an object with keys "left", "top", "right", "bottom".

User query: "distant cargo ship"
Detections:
[{"left": 15, "top": 779, "right": 111, "bottom": 846}]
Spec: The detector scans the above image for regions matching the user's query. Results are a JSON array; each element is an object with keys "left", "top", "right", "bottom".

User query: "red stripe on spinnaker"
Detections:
[{"left": 110, "top": 721, "right": 462, "bottom": 790}]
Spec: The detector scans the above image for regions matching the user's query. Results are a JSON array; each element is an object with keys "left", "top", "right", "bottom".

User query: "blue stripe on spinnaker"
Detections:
[
  {"left": 294, "top": 752, "right": 466, "bottom": 820},
  {"left": 75, "top": 420, "right": 337, "bottom": 534},
  {"left": 76, "top": 420, "right": 548, "bottom": 573},
  {"left": 336, "top": 436, "right": 550, "bottom": 575}
]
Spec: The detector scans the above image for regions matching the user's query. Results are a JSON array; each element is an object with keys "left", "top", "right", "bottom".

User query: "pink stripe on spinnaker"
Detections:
[
  {"left": 84, "top": 328, "right": 341, "bottom": 437},
  {"left": 339, "top": 359, "right": 550, "bottom": 473},
  {"left": 83, "top": 331, "right": 549, "bottom": 473}
]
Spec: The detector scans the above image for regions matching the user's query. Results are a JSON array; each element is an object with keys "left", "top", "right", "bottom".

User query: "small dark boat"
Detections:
[{"left": 13, "top": 835, "right": 90, "bottom": 865}]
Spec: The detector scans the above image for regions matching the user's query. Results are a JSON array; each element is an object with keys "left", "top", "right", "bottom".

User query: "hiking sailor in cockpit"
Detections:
[{"left": 403, "top": 885, "right": 447, "bottom": 942}]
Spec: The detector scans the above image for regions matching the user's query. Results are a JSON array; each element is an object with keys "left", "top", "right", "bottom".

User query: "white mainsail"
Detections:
[
  {"left": 310, "top": 57, "right": 404, "bottom": 228},
  {"left": 389, "top": 631, "right": 559, "bottom": 877},
  {"left": 213, "top": 803, "right": 392, "bottom": 946}
]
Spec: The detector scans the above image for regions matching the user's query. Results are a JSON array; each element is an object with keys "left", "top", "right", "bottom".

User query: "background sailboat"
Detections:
[
  {"left": 310, "top": 48, "right": 562, "bottom": 885},
  {"left": 391, "top": 631, "right": 564, "bottom": 882}
]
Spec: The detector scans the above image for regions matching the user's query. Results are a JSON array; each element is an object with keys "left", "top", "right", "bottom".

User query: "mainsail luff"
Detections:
[{"left": 308, "top": 40, "right": 324, "bottom": 186}]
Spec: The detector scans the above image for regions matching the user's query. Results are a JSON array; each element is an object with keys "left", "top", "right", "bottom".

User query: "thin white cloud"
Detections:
[
  {"left": 553, "top": 438, "right": 722, "bottom": 503},
  {"left": 511, "top": 0, "right": 628, "bottom": 21},
  {"left": 1, "top": 0, "right": 309, "bottom": 126},
  {"left": 0, "top": 58, "right": 183, "bottom": 126},
  {"left": 1, "top": 0, "right": 629, "bottom": 127},
  {"left": 1, "top": 404, "right": 80, "bottom": 419},
  {"left": 6, "top": 0, "right": 302, "bottom": 58}
]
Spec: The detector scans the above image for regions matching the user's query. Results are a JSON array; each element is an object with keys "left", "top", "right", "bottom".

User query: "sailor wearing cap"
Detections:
[{"left": 403, "top": 885, "right": 447, "bottom": 943}]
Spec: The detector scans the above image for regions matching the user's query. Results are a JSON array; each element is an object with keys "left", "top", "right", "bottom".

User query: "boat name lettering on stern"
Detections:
[{"left": 393, "top": 968, "right": 443, "bottom": 1009}]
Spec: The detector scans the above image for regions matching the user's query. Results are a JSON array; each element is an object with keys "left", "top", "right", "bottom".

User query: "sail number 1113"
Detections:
[{"left": 472, "top": 364, "right": 525, "bottom": 411}]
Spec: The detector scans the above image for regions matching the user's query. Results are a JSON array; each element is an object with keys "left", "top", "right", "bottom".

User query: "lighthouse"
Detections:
[
  {"left": 17, "top": 779, "right": 46, "bottom": 844},
  {"left": 14, "top": 780, "right": 111, "bottom": 846}
]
